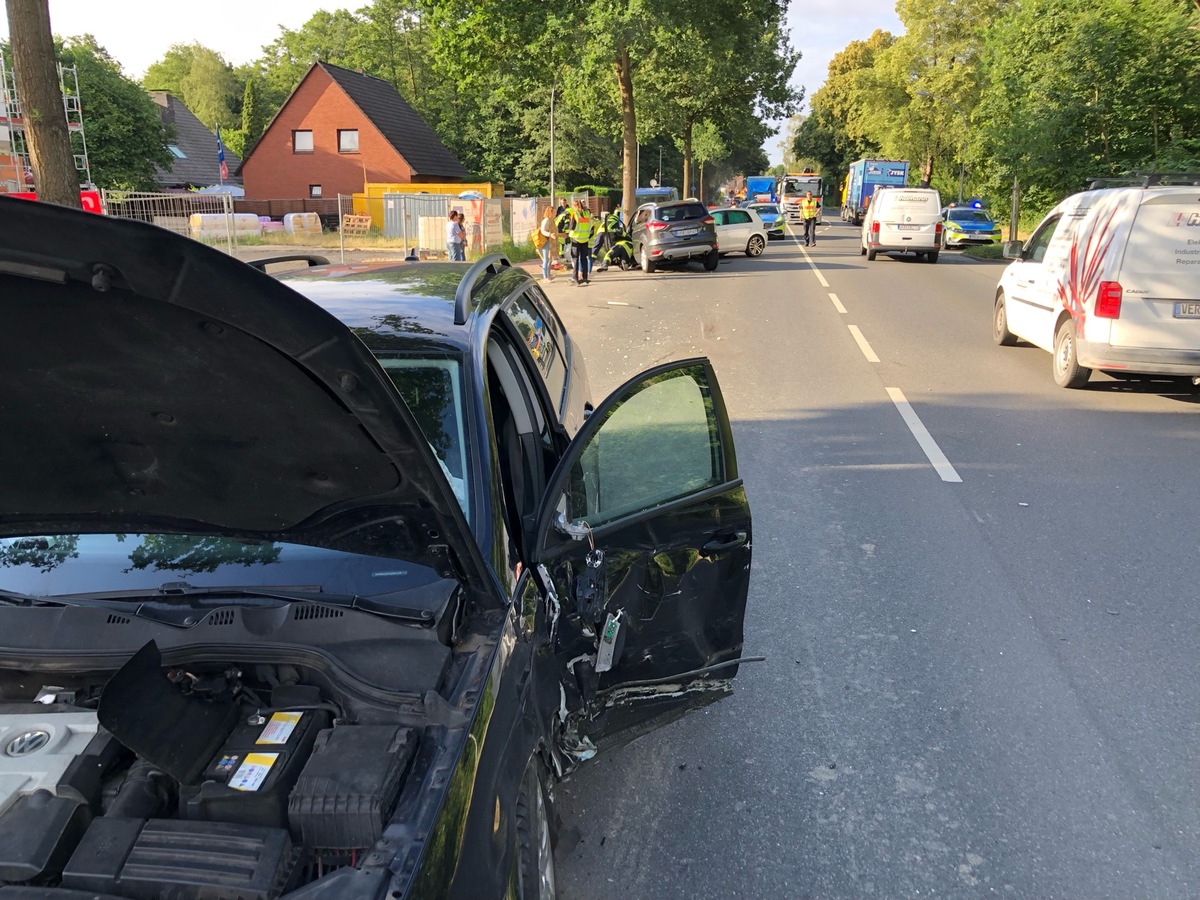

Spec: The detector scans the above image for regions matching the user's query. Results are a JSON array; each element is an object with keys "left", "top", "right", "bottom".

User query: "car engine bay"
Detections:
[{"left": 0, "top": 640, "right": 441, "bottom": 898}]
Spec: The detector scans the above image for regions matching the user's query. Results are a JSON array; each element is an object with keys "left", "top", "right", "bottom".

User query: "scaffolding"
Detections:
[{"left": 0, "top": 48, "right": 93, "bottom": 194}]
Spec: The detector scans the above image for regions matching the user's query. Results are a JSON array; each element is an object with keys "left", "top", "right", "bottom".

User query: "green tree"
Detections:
[
  {"left": 976, "top": 0, "right": 1200, "bottom": 215},
  {"left": 61, "top": 35, "right": 171, "bottom": 190},
  {"left": 144, "top": 43, "right": 241, "bottom": 130}
]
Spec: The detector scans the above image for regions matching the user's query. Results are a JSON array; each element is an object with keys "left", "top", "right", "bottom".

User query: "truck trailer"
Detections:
[{"left": 842, "top": 159, "right": 909, "bottom": 225}]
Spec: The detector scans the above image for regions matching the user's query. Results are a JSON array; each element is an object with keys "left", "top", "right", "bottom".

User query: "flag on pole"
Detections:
[{"left": 216, "top": 124, "right": 229, "bottom": 182}]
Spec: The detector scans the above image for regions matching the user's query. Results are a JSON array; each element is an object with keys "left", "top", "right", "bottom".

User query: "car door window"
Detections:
[
  {"left": 377, "top": 357, "right": 469, "bottom": 518},
  {"left": 712, "top": 211, "right": 727, "bottom": 226},
  {"left": 730, "top": 211, "right": 751, "bottom": 225},
  {"left": 560, "top": 364, "right": 722, "bottom": 529},
  {"left": 1025, "top": 215, "right": 1061, "bottom": 264},
  {"left": 504, "top": 289, "right": 567, "bottom": 413}
]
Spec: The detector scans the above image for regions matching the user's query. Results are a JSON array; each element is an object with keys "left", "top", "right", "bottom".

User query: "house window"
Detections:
[
  {"left": 309, "top": 185, "right": 322, "bottom": 198},
  {"left": 167, "top": 144, "right": 186, "bottom": 159},
  {"left": 293, "top": 130, "right": 314, "bottom": 153},
  {"left": 337, "top": 129, "right": 359, "bottom": 153}
]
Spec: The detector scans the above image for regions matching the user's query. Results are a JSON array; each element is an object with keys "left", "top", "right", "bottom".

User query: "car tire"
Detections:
[
  {"left": 746, "top": 234, "right": 765, "bottom": 257},
  {"left": 703, "top": 249, "right": 719, "bottom": 271},
  {"left": 1053, "top": 319, "right": 1092, "bottom": 388},
  {"left": 993, "top": 292, "right": 1018, "bottom": 346},
  {"left": 640, "top": 245, "right": 656, "bottom": 274},
  {"left": 860, "top": 244, "right": 866, "bottom": 257},
  {"left": 927, "top": 252, "right": 939, "bottom": 264},
  {"left": 866, "top": 248, "right": 877, "bottom": 261},
  {"left": 515, "top": 758, "right": 557, "bottom": 900}
]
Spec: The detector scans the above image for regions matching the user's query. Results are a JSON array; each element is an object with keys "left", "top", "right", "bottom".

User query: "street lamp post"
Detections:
[{"left": 916, "top": 90, "right": 966, "bottom": 204}]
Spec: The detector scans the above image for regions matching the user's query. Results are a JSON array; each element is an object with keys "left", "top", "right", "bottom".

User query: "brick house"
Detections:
[{"left": 238, "top": 62, "right": 467, "bottom": 200}]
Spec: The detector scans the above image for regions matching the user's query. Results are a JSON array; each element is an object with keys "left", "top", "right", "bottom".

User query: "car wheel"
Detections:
[
  {"left": 1053, "top": 319, "right": 1092, "bottom": 388},
  {"left": 993, "top": 292, "right": 1018, "bottom": 346},
  {"left": 515, "top": 758, "right": 557, "bottom": 900},
  {"left": 866, "top": 248, "right": 877, "bottom": 261},
  {"left": 703, "top": 249, "right": 719, "bottom": 271},
  {"left": 640, "top": 245, "right": 656, "bottom": 274},
  {"left": 927, "top": 252, "right": 939, "bottom": 264},
  {"left": 746, "top": 234, "right": 765, "bottom": 257}
]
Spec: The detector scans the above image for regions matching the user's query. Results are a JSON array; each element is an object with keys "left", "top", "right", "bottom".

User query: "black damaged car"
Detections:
[{"left": 0, "top": 197, "right": 753, "bottom": 899}]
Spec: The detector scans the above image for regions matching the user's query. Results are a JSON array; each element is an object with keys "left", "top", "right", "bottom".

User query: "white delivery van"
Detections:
[
  {"left": 993, "top": 176, "right": 1200, "bottom": 388},
  {"left": 860, "top": 186, "right": 943, "bottom": 263}
]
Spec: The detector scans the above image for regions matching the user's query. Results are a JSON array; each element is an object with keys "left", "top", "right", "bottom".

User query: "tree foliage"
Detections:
[
  {"left": 143, "top": 43, "right": 240, "bottom": 130},
  {"left": 61, "top": 35, "right": 171, "bottom": 190}
]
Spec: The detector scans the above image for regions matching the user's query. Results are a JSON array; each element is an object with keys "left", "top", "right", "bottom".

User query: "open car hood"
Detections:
[{"left": 0, "top": 197, "right": 487, "bottom": 592}]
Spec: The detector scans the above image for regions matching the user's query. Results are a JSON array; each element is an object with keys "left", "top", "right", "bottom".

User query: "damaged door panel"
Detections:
[{"left": 532, "top": 359, "right": 752, "bottom": 762}]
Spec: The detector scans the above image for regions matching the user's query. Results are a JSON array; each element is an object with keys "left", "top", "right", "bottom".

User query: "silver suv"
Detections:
[{"left": 630, "top": 200, "right": 719, "bottom": 273}]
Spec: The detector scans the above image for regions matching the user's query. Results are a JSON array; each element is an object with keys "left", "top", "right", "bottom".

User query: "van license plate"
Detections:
[
  {"left": 897, "top": 224, "right": 919, "bottom": 230},
  {"left": 1174, "top": 302, "right": 1200, "bottom": 318}
]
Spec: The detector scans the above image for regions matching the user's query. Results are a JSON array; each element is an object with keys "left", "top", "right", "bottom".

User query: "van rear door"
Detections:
[
  {"left": 1108, "top": 192, "right": 1200, "bottom": 351},
  {"left": 875, "top": 190, "right": 941, "bottom": 251}
]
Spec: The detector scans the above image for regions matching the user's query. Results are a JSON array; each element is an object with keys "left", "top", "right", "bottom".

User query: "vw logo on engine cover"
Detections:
[{"left": 6, "top": 729, "right": 51, "bottom": 756}]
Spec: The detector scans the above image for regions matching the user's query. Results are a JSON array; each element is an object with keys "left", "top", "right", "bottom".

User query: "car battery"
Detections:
[{"left": 181, "top": 708, "right": 329, "bottom": 830}]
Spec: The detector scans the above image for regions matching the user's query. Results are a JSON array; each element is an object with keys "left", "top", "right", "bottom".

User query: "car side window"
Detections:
[
  {"left": 504, "top": 290, "right": 566, "bottom": 413},
  {"left": 563, "top": 364, "right": 723, "bottom": 528},
  {"left": 1026, "top": 215, "right": 1061, "bottom": 264},
  {"left": 730, "top": 211, "right": 751, "bottom": 225},
  {"left": 712, "top": 211, "right": 727, "bottom": 225}
]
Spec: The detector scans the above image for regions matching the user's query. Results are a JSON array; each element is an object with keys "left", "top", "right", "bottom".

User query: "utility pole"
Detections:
[{"left": 5, "top": 0, "right": 81, "bottom": 208}]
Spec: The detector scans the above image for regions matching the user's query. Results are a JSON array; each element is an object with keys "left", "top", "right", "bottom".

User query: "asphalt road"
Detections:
[{"left": 546, "top": 222, "right": 1200, "bottom": 898}]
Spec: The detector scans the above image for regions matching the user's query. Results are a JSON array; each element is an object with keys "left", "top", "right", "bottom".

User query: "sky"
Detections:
[{"left": 0, "top": 0, "right": 905, "bottom": 167}]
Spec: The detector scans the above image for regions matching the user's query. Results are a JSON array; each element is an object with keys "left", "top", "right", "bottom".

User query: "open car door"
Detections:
[{"left": 532, "top": 359, "right": 752, "bottom": 761}]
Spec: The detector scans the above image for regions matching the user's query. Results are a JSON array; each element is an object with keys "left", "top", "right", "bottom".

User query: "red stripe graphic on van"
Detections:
[{"left": 1055, "top": 204, "right": 1120, "bottom": 330}]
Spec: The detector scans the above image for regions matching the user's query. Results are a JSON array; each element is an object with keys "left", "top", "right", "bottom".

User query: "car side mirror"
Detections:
[{"left": 1002, "top": 240, "right": 1024, "bottom": 260}]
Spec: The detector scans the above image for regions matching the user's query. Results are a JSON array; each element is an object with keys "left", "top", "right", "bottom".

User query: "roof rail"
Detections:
[
  {"left": 1088, "top": 173, "right": 1200, "bottom": 190},
  {"left": 453, "top": 254, "right": 512, "bottom": 325},
  {"left": 245, "top": 254, "right": 330, "bottom": 272}
]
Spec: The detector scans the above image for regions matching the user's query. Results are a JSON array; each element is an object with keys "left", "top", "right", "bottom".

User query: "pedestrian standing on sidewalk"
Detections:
[
  {"left": 800, "top": 190, "right": 819, "bottom": 247},
  {"left": 537, "top": 205, "right": 557, "bottom": 282},
  {"left": 447, "top": 210, "right": 466, "bottom": 260}
]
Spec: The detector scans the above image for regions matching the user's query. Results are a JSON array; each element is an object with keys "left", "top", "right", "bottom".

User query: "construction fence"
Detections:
[{"left": 98, "top": 189, "right": 612, "bottom": 260}]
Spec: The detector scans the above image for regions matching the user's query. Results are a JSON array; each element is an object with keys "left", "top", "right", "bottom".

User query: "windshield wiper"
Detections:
[{"left": 10, "top": 582, "right": 437, "bottom": 626}]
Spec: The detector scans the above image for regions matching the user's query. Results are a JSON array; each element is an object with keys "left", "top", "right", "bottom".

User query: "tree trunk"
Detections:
[
  {"left": 5, "top": 0, "right": 81, "bottom": 208},
  {"left": 616, "top": 41, "right": 637, "bottom": 216},
  {"left": 920, "top": 152, "right": 935, "bottom": 188},
  {"left": 681, "top": 119, "right": 693, "bottom": 198}
]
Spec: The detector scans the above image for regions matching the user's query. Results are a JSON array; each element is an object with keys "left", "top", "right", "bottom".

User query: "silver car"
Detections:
[{"left": 630, "top": 200, "right": 719, "bottom": 273}]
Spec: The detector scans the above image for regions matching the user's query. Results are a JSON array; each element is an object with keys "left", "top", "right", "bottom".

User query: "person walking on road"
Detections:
[
  {"left": 447, "top": 210, "right": 466, "bottom": 260},
  {"left": 800, "top": 190, "right": 819, "bottom": 247},
  {"left": 537, "top": 205, "right": 557, "bottom": 282},
  {"left": 569, "top": 200, "right": 595, "bottom": 285}
]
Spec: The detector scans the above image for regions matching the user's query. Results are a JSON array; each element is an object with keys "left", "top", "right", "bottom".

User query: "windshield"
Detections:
[
  {"left": 376, "top": 356, "right": 470, "bottom": 518},
  {"left": 948, "top": 209, "right": 993, "bottom": 223},
  {"left": 0, "top": 534, "right": 442, "bottom": 599}
]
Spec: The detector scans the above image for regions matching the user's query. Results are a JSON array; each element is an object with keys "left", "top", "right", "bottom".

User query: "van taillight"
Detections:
[
  {"left": 1096, "top": 281, "right": 1122, "bottom": 319},
  {"left": 871, "top": 221, "right": 880, "bottom": 234},
  {"left": 935, "top": 222, "right": 943, "bottom": 235}
]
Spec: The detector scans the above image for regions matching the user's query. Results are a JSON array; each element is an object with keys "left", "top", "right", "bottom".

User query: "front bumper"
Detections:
[{"left": 945, "top": 231, "right": 1000, "bottom": 247}]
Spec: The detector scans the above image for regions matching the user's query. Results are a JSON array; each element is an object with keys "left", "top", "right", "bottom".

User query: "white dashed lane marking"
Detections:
[
  {"left": 848, "top": 325, "right": 880, "bottom": 363},
  {"left": 886, "top": 387, "right": 963, "bottom": 483}
]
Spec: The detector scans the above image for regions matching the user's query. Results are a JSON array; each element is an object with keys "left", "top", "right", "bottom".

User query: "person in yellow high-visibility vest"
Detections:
[
  {"left": 800, "top": 190, "right": 820, "bottom": 247},
  {"left": 569, "top": 200, "right": 595, "bottom": 285}
]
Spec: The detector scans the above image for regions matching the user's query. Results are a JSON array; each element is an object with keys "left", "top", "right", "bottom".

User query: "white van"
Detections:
[
  {"left": 993, "top": 177, "right": 1200, "bottom": 388},
  {"left": 860, "top": 186, "right": 942, "bottom": 263}
]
